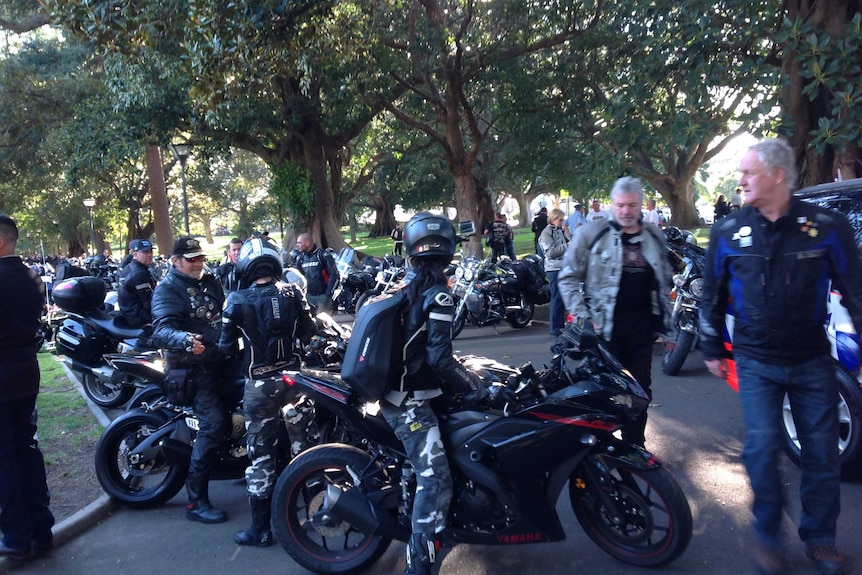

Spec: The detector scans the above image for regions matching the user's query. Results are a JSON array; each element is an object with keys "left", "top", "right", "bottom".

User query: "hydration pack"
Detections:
[{"left": 341, "top": 289, "right": 408, "bottom": 401}]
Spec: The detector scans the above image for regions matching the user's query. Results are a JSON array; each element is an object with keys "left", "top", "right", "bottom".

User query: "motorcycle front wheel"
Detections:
[
  {"left": 661, "top": 329, "right": 696, "bottom": 376},
  {"left": 570, "top": 461, "right": 692, "bottom": 567},
  {"left": 95, "top": 411, "right": 187, "bottom": 509},
  {"left": 82, "top": 372, "right": 135, "bottom": 408},
  {"left": 272, "top": 445, "right": 392, "bottom": 574},
  {"left": 452, "top": 303, "right": 467, "bottom": 339},
  {"left": 505, "top": 303, "right": 534, "bottom": 328},
  {"left": 782, "top": 363, "right": 862, "bottom": 480}
]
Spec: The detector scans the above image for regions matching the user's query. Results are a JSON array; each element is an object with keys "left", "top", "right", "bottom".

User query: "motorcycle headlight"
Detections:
[
  {"left": 690, "top": 277, "right": 704, "bottom": 299},
  {"left": 672, "top": 273, "right": 686, "bottom": 288},
  {"left": 464, "top": 268, "right": 475, "bottom": 281},
  {"left": 455, "top": 267, "right": 464, "bottom": 280}
]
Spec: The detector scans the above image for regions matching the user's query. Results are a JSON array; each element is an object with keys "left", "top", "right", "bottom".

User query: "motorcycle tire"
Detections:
[
  {"left": 505, "top": 303, "right": 534, "bottom": 329},
  {"left": 95, "top": 411, "right": 187, "bottom": 509},
  {"left": 125, "top": 386, "right": 165, "bottom": 411},
  {"left": 452, "top": 308, "right": 467, "bottom": 340},
  {"left": 354, "top": 290, "right": 376, "bottom": 313},
  {"left": 570, "top": 461, "right": 692, "bottom": 567},
  {"left": 661, "top": 330, "right": 696, "bottom": 376},
  {"left": 782, "top": 363, "right": 862, "bottom": 480},
  {"left": 272, "top": 445, "right": 392, "bottom": 574},
  {"left": 82, "top": 372, "right": 135, "bottom": 409}
]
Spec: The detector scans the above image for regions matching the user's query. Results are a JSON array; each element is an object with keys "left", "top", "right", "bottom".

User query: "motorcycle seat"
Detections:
[{"left": 87, "top": 311, "right": 144, "bottom": 339}]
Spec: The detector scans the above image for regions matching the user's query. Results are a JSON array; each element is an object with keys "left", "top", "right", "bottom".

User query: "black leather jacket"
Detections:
[
  {"left": 394, "top": 278, "right": 477, "bottom": 395},
  {"left": 218, "top": 280, "right": 317, "bottom": 379},
  {"left": 214, "top": 261, "right": 239, "bottom": 293},
  {"left": 0, "top": 256, "right": 44, "bottom": 400},
  {"left": 118, "top": 259, "right": 155, "bottom": 328},
  {"left": 151, "top": 267, "right": 225, "bottom": 366},
  {"left": 700, "top": 199, "right": 862, "bottom": 364},
  {"left": 295, "top": 247, "right": 336, "bottom": 297}
]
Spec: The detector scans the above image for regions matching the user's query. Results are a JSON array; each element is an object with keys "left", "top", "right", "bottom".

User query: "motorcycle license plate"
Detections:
[{"left": 185, "top": 417, "right": 199, "bottom": 431}]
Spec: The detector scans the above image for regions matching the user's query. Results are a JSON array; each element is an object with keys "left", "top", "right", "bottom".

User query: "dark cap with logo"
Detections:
[
  {"left": 172, "top": 236, "right": 205, "bottom": 258},
  {"left": 130, "top": 239, "right": 153, "bottom": 252}
]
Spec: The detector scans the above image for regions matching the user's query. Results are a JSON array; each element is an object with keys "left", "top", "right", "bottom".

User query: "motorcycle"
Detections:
[
  {"left": 661, "top": 228, "right": 707, "bottom": 375},
  {"left": 301, "top": 312, "right": 352, "bottom": 370},
  {"left": 271, "top": 323, "right": 693, "bottom": 573},
  {"left": 52, "top": 276, "right": 152, "bottom": 408},
  {"left": 450, "top": 256, "right": 536, "bottom": 339},
  {"left": 330, "top": 247, "right": 375, "bottom": 315},
  {"left": 354, "top": 254, "right": 407, "bottom": 311}
]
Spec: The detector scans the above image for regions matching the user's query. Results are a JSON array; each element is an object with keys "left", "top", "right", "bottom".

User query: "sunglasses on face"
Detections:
[{"left": 183, "top": 255, "right": 205, "bottom": 262}]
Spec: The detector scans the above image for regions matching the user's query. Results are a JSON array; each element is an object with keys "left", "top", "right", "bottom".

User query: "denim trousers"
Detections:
[
  {"left": 547, "top": 270, "right": 565, "bottom": 334},
  {"left": 735, "top": 354, "right": 841, "bottom": 548}
]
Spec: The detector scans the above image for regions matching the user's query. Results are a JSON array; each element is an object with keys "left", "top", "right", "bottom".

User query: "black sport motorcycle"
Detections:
[
  {"left": 661, "top": 228, "right": 707, "bottom": 376},
  {"left": 52, "top": 276, "right": 153, "bottom": 408},
  {"left": 271, "top": 324, "right": 693, "bottom": 573}
]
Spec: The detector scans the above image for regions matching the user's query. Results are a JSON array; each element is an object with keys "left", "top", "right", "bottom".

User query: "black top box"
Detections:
[{"left": 52, "top": 276, "right": 106, "bottom": 314}]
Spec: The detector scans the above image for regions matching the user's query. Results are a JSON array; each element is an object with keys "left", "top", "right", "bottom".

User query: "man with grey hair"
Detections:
[
  {"left": 558, "top": 176, "right": 673, "bottom": 446},
  {"left": 700, "top": 138, "right": 862, "bottom": 575}
]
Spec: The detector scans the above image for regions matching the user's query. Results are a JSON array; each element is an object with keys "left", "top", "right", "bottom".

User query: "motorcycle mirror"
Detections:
[{"left": 458, "top": 221, "right": 476, "bottom": 237}]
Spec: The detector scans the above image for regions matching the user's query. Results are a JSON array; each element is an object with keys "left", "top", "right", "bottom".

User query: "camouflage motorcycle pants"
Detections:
[
  {"left": 243, "top": 376, "right": 319, "bottom": 499},
  {"left": 381, "top": 396, "right": 452, "bottom": 535}
]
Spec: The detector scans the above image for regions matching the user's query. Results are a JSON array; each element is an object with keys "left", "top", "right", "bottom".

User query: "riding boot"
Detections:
[
  {"left": 185, "top": 474, "right": 227, "bottom": 524},
  {"left": 234, "top": 498, "right": 273, "bottom": 547},
  {"left": 404, "top": 533, "right": 437, "bottom": 575}
]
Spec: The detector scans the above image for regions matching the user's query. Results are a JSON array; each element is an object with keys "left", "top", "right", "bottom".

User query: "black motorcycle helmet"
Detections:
[
  {"left": 404, "top": 211, "right": 456, "bottom": 260},
  {"left": 663, "top": 226, "right": 684, "bottom": 244},
  {"left": 236, "top": 237, "right": 283, "bottom": 289}
]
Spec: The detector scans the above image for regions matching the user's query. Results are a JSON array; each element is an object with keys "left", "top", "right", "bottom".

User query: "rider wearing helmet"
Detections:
[
  {"left": 381, "top": 211, "right": 487, "bottom": 575},
  {"left": 217, "top": 237, "right": 318, "bottom": 548}
]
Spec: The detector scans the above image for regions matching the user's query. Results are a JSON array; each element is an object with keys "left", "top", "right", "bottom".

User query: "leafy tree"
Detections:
[
  {"left": 777, "top": 2, "right": 862, "bottom": 186},
  {"left": 369, "top": 0, "right": 605, "bottom": 254}
]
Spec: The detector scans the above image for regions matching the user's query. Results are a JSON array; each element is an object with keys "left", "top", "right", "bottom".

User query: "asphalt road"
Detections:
[{"left": 19, "top": 322, "right": 862, "bottom": 575}]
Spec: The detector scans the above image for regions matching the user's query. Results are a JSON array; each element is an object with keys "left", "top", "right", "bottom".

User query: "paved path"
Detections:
[{"left": 10, "top": 322, "right": 862, "bottom": 575}]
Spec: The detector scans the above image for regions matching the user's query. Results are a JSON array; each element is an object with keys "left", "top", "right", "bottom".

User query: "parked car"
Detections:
[{"left": 726, "top": 178, "right": 862, "bottom": 479}]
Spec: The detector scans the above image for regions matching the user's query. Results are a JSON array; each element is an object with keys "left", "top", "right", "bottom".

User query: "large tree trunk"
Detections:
[{"left": 147, "top": 144, "right": 172, "bottom": 254}]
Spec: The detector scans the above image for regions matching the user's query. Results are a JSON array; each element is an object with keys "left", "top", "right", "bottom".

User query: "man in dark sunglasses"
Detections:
[{"left": 152, "top": 236, "right": 235, "bottom": 525}]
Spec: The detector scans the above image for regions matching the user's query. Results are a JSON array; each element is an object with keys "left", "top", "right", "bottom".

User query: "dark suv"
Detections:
[{"left": 783, "top": 178, "right": 862, "bottom": 479}]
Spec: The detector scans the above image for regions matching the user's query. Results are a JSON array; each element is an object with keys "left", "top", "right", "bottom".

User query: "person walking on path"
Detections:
[
  {"left": 0, "top": 214, "right": 54, "bottom": 560},
  {"left": 557, "top": 177, "right": 673, "bottom": 447},
  {"left": 538, "top": 208, "right": 568, "bottom": 336},
  {"left": 699, "top": 138, "right": 862, "bottom": 575},
  {"left": 391, "top": 224, "right": 405, "bottom": 256}
]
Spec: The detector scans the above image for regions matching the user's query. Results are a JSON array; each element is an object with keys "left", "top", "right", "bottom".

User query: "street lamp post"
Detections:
[
  {"left": 169, "top": 142, "right": 192, "bottom": 236},
  {"left": 52, "top": 219, "right": 60, "bottom": 256},
  {"left": 83, "top": 197, "right": 96, "bottom": 256}
]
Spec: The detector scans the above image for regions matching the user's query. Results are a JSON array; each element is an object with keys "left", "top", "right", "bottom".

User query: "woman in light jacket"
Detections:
[{"left": 538, "top": 208, "right": 568, "bottom": 336}]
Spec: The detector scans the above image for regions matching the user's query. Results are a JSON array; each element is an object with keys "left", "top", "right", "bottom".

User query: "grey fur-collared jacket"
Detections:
[{"left": 557, "top": 219, "right": 673, "bottom": 340}]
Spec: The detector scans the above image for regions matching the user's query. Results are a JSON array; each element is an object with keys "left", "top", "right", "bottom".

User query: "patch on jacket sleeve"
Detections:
[{"left": 434, "top": 292, "right": 453, "bottom": 307}]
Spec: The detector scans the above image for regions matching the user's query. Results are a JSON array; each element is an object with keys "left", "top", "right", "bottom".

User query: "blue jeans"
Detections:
[
  {"left": 735, "top": 354, "right": 841, "bottom": 549},
  {"left": 547, "top": 270, "right": 565, "bottom": 334}
]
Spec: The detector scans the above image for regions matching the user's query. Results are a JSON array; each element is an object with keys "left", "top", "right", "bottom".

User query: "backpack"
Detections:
[{"left": 341, "top": 288, "right": 409, "bottom": 401}]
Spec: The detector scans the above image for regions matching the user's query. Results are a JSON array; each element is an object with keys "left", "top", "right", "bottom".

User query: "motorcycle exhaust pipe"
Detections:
[{"left": 322, "top": 484, "right": 380, "bottom": 534}]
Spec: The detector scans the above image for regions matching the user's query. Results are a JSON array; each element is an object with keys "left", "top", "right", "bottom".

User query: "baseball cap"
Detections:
[
  {"left": 574, "top": 203, "right": 584, "bottom": 209},
  {"left": 172, "top": 236, "right": 205, "bottom": 258},
  {"left": 130, "top": 239, "right": 153, "bottom": 252}
]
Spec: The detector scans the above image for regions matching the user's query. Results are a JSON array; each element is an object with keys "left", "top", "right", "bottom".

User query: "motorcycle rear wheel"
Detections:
[
  {"left": 570, "top": 462, "right": 692, "bottom": 566},
  {"left": 505, "top": 303, "right": 534, "bottom": 328},
  {"left": 82, "top": 372, "right": 135, "bottom": 408},
  {"left": 272, "top": 445, "right": 392, "bottom": 574},
  {"left": 661, "top": 330, "right": 696, "bottom": 376},
  {"left": 95, "top": 412, "right": 187, "bottom": 509},
  {"left": 782, "top": 363, "right": 862, "bottom": 480}
]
